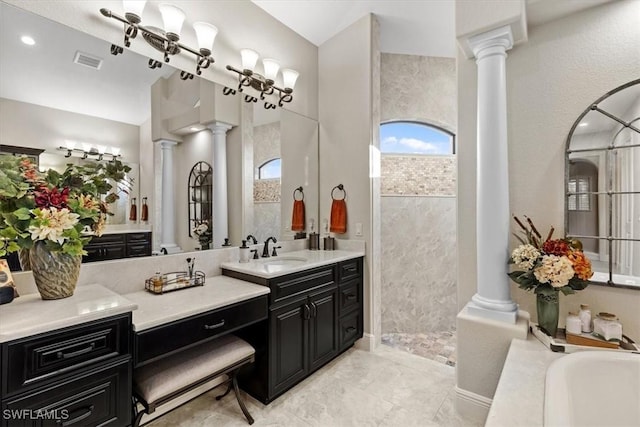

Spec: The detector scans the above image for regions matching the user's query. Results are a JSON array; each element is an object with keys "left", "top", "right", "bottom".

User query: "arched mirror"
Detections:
[
  {"left": 188, "top": 161, "right": 213, "bottom": 248},
  {"left": 565, "top": 79, "right": 640, "bottom": 289}
]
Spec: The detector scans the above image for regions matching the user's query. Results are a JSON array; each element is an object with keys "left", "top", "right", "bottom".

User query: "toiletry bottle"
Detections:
[
  {"left": 153, "top": 272, "right": 163, "bottom": 293},
  {"left": 239, "top": 240, "right": 250, "bottom": 263},
  {"left": 565, "top": 312, "right": 582, "bottom": 335},
  {"left": 578, "top": 304, "right": 592, "bottom": 333},
  {"left": 593, "top": 312, "right": 622, "bottom": 341}
]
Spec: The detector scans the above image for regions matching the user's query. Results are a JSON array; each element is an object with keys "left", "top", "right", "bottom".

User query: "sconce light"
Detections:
[
  {"left": 100, "top": 1, "right": 217, "bottom": 76},
  {"left": 225, "top": 50, "right": 299, "bottom": 109},
  {"left": 58, "top": 143, "right": 123, "bottom": 162}
]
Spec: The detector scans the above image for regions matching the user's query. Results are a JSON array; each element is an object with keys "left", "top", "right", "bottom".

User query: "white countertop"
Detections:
[
  {"left": 123, "top": 275, "right": 270, "bottom": 332},
  {"left": 485, "top": 335, "right": 564, "bottom": 427},
  {"left": 221, "top": 249, "right": 365, "bottom": 279},
  {"left": 0, "top": 285, "right": 138, "bottom": 343}
]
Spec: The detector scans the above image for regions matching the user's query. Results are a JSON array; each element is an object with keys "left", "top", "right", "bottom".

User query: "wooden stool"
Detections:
[{"left": 132, "top": 335, "right": 255, "bottom": 426}]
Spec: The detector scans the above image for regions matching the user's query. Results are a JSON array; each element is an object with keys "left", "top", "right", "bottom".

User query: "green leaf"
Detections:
[
  {"left": 560, "top": 286, "right": 575, "bottom": 296},
  {"left": 13, "top": 207, "right": 31, "bottom": 220}
]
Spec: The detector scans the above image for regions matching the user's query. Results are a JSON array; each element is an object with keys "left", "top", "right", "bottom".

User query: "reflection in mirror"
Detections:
[
  {"left": 0, "top": 2, "right": 319, "bottom": 263},
  {"left": 566, "top": 79, "right": 640, "bottom": 289}
]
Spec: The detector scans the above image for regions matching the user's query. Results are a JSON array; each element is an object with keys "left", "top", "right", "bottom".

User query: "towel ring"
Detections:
[
  {"left": 293, "top": 186, "right": 304, "bottom": 201},
  {"left": 331, "top": 184, "right": 346, "bottom": 200}
]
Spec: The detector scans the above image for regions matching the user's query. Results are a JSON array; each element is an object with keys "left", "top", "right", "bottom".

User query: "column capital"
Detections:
[
  {"left": 157, "top": 139, "right": 178, "bottom": 149},
  {"left": 468, "top": 26, "right": 513, "bottom": 61},
  {"left": 208, "top": 122, "right": 233, "bottom": 135}
]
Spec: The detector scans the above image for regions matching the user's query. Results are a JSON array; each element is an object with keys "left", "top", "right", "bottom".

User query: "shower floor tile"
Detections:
[{"left": 381, "top": 331, "right": 457, "bottom": 366}]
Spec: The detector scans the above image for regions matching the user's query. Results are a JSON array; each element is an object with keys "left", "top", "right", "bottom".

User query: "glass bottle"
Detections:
[{"left": 578, "top": 304, "right": 592, "bottom": 333}]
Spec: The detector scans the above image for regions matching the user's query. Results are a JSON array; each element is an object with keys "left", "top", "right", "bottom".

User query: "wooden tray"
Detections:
[{"left": 531, "top": 324, "right": 638, "bottom": 353}]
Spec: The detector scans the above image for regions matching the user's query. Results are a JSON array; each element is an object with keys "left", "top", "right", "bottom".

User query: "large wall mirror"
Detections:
[
  {"left": 565, "top": 79, "right": 640, "bottom": 290},
  {"left": 0, "top": 2, "right": 319, "bottom": 268}
]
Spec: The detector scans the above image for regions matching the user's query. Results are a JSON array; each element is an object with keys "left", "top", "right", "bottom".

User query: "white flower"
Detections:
[
  {"left": 28, "top": 207, "right": 79, "bottom": 245},
  {"left": 534, "top": 255, "right": 575, "bottom": 288},
  {"left": 511, "top": 244, "right": 541, "bottom": 271}
]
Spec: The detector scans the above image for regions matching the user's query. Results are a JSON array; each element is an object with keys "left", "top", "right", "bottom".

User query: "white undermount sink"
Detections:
[{"left": 259, "top": 257, "right": 308, "bottom": 266}]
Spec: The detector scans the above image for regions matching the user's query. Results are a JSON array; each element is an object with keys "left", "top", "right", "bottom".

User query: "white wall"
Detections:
[
  {"left": 319, "top": 14, "right": 380, "bottom": 345},
  {"left": 5, "top": 0, "right": 318, "bottom": 120},
  {"left": 457, "top": 0, "right": 640, "bottom": 339}
]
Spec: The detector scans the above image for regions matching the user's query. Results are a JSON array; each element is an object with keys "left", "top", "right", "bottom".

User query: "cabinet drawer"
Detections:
[
  {"left": 86, "top": 234, "right": 126, "bottom": 246},
  {"left": 270, "top": 266, "right": 335, "bottom": 305},
  {"left": 338, "top": 258, "right": 362, "bottom": 282},
  {"left": 338, "top": 279, "right": 361, "bottom": 315},
  {"left": 134, "top": 295, "right": 268, "bottom": 366},
  {"left": 126, "top": 233, "right": 150, "bottom": 244},
  {"left": 4, "top": 315, "right": 130, "bottom": 396},
  {"left": 126, "top": 244, "right": 150, "bottom": 258},
  {"left": 338, "top": 311, "right": 361, "bottom": 351},
  {"left": 2, "top": 359, "right": 130, "bottom": 427}
]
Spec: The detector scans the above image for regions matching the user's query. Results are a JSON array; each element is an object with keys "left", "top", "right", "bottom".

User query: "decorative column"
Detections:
[
  {"left": 209, "top": 122, "right": 233, "bottom": 248},
  {"left": 158, "top": 140, "right": 181, "bottom": 253},
  {"left": 468, "top": 26, "right": 518, "bottom": 323}
]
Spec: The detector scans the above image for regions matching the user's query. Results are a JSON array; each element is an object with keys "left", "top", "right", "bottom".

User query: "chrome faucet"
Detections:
[
  {"left": 262, "top": 236, "right": 277, "bottom": 257},
  {"left": 246, "top": 234, "right": 258, "bottom": 245}
]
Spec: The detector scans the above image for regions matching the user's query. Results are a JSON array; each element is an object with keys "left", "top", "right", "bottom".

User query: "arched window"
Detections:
[
  {"left": 258, "top": 158, "right": 281, "bottom": 179},
  {"left": 380, "top": 121, "right": 454, "bottom": 155}
]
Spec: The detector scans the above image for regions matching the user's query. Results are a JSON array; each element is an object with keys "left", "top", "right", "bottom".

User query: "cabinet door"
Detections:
[
  {"left": 269, "top": 295, "right": 308, "bottom": 396},
  {"left": 308, "top": 286, "right": 338, "bottom": 373}
]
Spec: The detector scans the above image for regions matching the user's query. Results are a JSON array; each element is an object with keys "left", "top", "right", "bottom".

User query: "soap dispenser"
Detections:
[{"left": 239, "top": 240, "right": 250, "bottom": 263}]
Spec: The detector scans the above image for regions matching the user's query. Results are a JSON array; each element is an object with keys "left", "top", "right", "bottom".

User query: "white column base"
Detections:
[
  {"left": 468, "top": 294, "right": 518, "bottom": 323},
  {"left": 454, "top": 386, "right": 492, "bottom": 425},
  {"left": 354, "top": 333, "right": 377, "bottom": 352}
]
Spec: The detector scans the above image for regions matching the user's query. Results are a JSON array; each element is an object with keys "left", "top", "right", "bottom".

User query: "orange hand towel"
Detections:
[
  {"left": 291, "top": 200, "right": 306, "bottom": 231},
  {"left": 330, "top": 199, "right": 347, "bottom": 234}
]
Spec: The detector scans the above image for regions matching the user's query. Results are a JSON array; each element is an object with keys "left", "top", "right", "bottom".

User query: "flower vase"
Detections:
[
  {"left": 18, "top": 248, "right": 31, "bottom": 271},
  {"left": 29, "top": 241, "right": 81, "bottom": 300},
  {"left": 536, "top": 292, "right": 559, "bottom": 338}
]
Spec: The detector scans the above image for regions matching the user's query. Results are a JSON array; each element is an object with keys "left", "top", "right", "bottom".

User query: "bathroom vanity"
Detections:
[
  {"left": 221, "top": 250, "right": 365, "bottom": 403},
  {"left": 0, "top": 286, "right": 137, "bottom": 427},
  {"left": 83, "top": 231, "right": 152, "bottom": 263}
]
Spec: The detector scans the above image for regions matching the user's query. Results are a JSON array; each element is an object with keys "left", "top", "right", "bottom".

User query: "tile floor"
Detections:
[
  {"left": 381, "top": 331, "right": 457, "bottom": 367},
  {"left": 147, "top": 345, "right": 480, "bottom": 427}
]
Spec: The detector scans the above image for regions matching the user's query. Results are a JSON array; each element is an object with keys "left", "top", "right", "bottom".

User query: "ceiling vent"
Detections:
[{"left": 73, "top": 51, "right": 103, "bottom": 70}]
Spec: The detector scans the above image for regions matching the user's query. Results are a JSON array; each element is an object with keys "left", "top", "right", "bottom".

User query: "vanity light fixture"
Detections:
[
  {"left": 100, "top": 1, "right": 218, "bottom": 76},
  {"left": 224, "top": 49, "right": 299, "bottom": 109},
  {"left": 58, "top": 143, "right": 123, "bottom": 162}
]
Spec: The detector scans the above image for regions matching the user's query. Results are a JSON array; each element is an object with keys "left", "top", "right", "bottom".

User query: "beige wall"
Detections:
[
  {"left": 457, "top": 0, "right": 640, "bottom": 339},
  {"left": 319, "top": 14, "right": 379, "bottom": 344},
  {"left": 5, "top": 0, "right": 318, "bottom": 120},
  {"left": 0, "top": 98, "right": 139, "bottom": 163}
]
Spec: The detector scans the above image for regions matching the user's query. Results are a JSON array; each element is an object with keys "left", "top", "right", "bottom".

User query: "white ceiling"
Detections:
[{"left": 252, "top": 0, "right": 617, "bottom": 58}]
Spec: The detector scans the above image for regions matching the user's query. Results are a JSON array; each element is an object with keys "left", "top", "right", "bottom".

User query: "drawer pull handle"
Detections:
[
  {"left": 346, "top": 294, "right": 356, "bottom": 301},
  {"left": 345, "top": 326, "right": 356, "bottom": 333},
  {"left": 344, "top": 266, "right": 357, "bottom": 273},
  {"left": 204, "top": 320, "right": 225, "bottom": 330},
  {"left": 57, "top": 405, "right": 94, "bottom": 426},
  {"left": 56, "top": 343, "right": 95, "bottom": 360}
]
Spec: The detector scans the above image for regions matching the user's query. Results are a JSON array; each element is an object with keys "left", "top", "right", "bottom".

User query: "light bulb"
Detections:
[
  {"left": 282, "top": 68, "right": 299, "bottom": 90},
  {"left": 193, "top": 22, "right": 218, "bottom": 55},
  {"left": 240, "top": 49, "right": 259, "bottom": 73},
  {"left": 64, "top": 140, "right": 76, "bottom": 150},
  {"left": 122, "top": 0, "right": 146, "bottom": 22},
  {"left": 82, "top": 143, "right": 92, "bottom": 152},
  {"left": 111, "top": 147, "right": 121, "bottom": 156},
  {"left": 262, "top": 58, "right": 280, "bottom": 82},
  {"left": 97, "top": 145, "right": 107, "bottom": 154},
  {"left": 21, "top": 35, "right": 36, "bottom": 46},
  {"left": 158, "top": 3, "right": 185, "bottom": 39}
]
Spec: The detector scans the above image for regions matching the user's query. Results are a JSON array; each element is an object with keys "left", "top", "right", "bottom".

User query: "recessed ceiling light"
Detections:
[
  {"left": 190, "top": 127, "right": 200, "bottom": 131},
  {"left": 21, "top": 35, "right": 36, "bottom": 46},
  {"left": 578, "top": 122, "right": 588, "bottom": 127}
]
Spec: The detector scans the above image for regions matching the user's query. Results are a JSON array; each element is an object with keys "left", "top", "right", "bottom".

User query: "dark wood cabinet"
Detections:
[
  {"left": 83, "top": 232, "right": 151, "bottom": 263},
  {"left": 1, "top": 314, "right": 132, "bottom": 427},
  {"left": 227, "top": 257, "right": 363, "bottom": 404}
]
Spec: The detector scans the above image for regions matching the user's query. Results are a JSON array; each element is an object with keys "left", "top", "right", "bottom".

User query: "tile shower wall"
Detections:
[
  {"left": 381, "top": 197, "right": 457, "bottom": 333},
  {"left": 381, "top": 53, "right": 457, "bottom": 337}
]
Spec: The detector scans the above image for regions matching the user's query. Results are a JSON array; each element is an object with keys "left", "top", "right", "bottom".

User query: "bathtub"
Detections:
[{"left": 544, "top": 351, "right": 640, "bottom": 426}]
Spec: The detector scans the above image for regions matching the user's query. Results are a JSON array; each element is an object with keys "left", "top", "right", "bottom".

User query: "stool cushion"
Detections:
[{"left": 134, "top": 335, "right": 255, "bottom": 405}]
